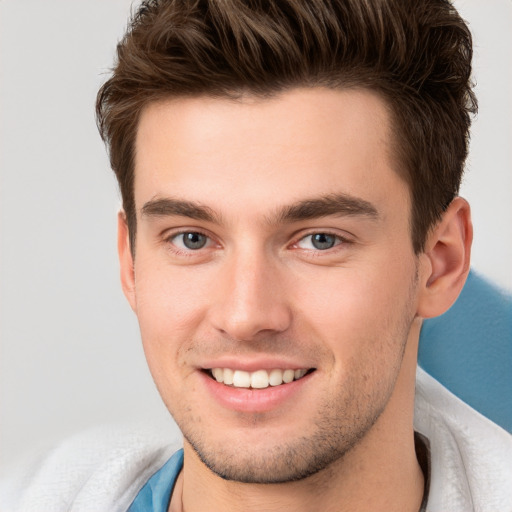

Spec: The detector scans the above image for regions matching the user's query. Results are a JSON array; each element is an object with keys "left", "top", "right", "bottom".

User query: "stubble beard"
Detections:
[
  {"left": 183, "top": 390, "right": 388, "bottom": 484},
  {"left": 180, "top": 331, "right": 410, "bottom": 485},
  {"left": 169, "top": 269, "right": 419, "bottom": 485}
]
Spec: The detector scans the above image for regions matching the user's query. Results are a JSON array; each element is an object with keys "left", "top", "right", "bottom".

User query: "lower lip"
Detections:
[{"left": 200, "top": 371, "right": 314, "bottom": 413}]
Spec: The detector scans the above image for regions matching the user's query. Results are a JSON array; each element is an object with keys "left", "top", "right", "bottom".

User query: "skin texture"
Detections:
[{"left": 118, "top": 88, "right": 472, "bottom": 511}]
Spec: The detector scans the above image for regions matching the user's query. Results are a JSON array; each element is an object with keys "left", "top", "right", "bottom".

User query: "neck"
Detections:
[{"left": 173, "top": 320, "right": 424, "bottom": 512}]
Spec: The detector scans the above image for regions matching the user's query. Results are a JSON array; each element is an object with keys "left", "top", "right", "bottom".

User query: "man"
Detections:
[{"left": 3, "top": 1, "right": 511, "bottom": 511}]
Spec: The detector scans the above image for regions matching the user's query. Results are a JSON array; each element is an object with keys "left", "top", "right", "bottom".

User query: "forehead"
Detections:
[{"left": 133, "top": 88, "right": 408, "bottom": 217}]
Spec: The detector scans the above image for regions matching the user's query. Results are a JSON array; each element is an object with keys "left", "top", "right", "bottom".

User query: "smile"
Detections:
[{"left": 208, "top": 368, "right": 312, "bottom": 389}]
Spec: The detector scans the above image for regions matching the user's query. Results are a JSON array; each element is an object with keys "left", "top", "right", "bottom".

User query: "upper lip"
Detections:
[{"left": 199, "top": 357, "right": 314, "bottom": 372}]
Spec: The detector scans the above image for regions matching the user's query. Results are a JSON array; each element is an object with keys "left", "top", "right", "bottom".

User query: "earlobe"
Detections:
[
  {"left": 117, "top": 211, "right": 137, "bottom": 313},
  {"left": 417, "top": 197, "right": 473, "bottom": 319}
]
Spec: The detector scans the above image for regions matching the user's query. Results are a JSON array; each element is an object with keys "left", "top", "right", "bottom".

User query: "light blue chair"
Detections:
[{"left": 419, "top": 270, "right": 512, "bottom": 432}]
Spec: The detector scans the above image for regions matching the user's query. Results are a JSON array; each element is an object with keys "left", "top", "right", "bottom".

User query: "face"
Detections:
[{"left": 121, "top": 88, "right": 421, "bottom": 483}]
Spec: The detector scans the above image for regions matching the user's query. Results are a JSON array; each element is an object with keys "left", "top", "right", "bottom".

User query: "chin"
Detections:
[{"left": 182, "top": 403, "right": 383, "bottom": 484}]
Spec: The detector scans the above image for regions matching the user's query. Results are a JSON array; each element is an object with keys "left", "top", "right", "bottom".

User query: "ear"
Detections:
[
  {"left": 417, "top": 197, "right": 473, "bottom": 318},
  {"left": 117, "top": 211, "right": 137, "bottom": 312}
]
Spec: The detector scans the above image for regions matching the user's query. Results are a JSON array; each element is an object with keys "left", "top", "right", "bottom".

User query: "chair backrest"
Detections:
[{"left": 419, "top": 270, "right": 512, "bottom": 432}]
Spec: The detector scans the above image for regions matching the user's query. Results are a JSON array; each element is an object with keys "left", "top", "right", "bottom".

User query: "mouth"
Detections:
[{"left": 204, "top": 367, "right": 315, "bottom": 389}]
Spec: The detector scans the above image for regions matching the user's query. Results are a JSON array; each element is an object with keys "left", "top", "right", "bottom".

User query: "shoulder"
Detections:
[
  {"left": 0, "top": 422, "right": 182, "bottom": 512},
  {"left": 415, "top": 367, "right": 512, "bottom": 511}
]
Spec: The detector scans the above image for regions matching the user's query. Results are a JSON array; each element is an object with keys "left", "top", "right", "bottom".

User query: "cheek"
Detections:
[
  {"left": 132, "top": 262, "right": 212, "bottom": 378},
  {"left": 135, "top": 261, "right": 209, "bottom": 332},
  {"left": 294, "top": 259, "right": 417, "bottom": 363}
]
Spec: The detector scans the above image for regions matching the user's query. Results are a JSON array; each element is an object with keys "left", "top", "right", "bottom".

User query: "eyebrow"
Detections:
[
  {"left": 271, "top": 193, "right": 379, "bottom": 224},
  {"left": 140, "top": 193, "right": 379, "bottom": 225},
  {"left": 141, "top": 198, "right": 220, "bottom": 223}
]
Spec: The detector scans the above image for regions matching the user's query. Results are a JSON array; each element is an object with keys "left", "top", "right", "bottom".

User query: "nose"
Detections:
[{"left": 209, "top": 250, "right": 293, "bottom": 341}]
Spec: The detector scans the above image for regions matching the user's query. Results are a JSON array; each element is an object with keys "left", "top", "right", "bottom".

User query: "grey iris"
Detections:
[
  {"left": 311, "top": 233, "right": 336, "bottom": 250},
  {"left": 183, "top": 232, "right": 207, "bottom": 249}
]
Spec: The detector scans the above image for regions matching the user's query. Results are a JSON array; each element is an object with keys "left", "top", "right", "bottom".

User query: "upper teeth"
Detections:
[{"left": 210, "top": 368, "right": 308, "bottom": 389}]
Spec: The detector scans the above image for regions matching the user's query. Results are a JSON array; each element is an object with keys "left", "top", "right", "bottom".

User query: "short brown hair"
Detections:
[{"left": 96, "top": 0, "right": 476, "bottom": 253}]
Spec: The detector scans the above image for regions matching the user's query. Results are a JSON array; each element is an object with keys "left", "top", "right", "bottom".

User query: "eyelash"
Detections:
[
  {"left": 292, "top": 231, "right": 351, "bottom": 254},
  {"left": 163, "top": 229, "right": 351, "bottom": 258},
  {"left": 163, "top": 229, "right": 217, "bottom": 257}
]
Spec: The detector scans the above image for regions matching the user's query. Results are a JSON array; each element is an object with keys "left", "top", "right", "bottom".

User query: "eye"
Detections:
[
  {"left": 171, "top": 231, "right": 210, "bottom": 250},
  {"left": 296, "top": 232, "right": 342, "bottom": 250}
]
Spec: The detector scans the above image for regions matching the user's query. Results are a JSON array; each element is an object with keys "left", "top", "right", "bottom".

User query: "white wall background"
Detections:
[{"left": 1, "top": 0, "right": 511, "bottom": 475}]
